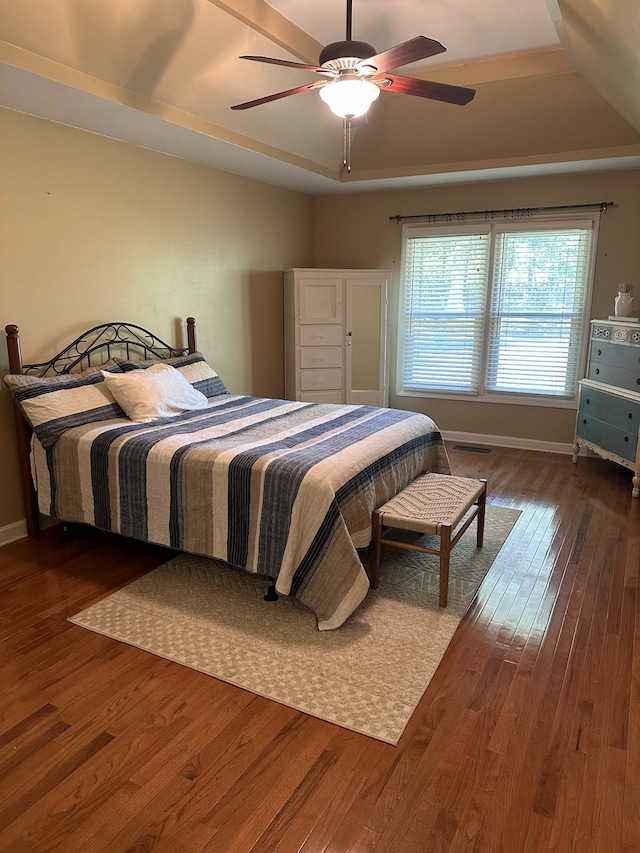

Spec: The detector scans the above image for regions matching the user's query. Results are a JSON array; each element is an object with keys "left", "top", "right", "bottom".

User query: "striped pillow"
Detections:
[
  {"left": 3, "top": 361, "right": 125, "bottom": 449},
  {"left": 116, "top": 352, "right": 229, "bottom": 399}
]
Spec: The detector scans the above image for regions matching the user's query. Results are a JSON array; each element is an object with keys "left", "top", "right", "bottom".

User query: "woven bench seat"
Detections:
[{"left": 370, "top": 473, "right": 487, "bottom": 607}]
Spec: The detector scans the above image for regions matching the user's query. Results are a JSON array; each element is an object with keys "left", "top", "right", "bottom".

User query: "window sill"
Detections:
[{"left": 396, "top": 388, "right": 578, "bottom": 409}]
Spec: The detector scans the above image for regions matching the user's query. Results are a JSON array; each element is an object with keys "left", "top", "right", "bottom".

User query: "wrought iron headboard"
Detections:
[{"left": 6, "top": 318, "right": 197, "bottom": 377}]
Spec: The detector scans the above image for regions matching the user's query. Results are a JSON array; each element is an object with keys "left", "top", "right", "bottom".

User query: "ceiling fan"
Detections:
[{"left": 230, "top": 0, "right": 476, "bottom": 171}]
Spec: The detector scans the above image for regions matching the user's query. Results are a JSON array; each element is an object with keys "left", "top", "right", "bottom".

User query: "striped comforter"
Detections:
[{"left": 33, "top": 395, "right": 451, "bottom": 629}]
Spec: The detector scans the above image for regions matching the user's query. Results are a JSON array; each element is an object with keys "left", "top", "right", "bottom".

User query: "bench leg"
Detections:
[
  {"left": 439, "top": 522, "right": 452, "bottom": 607},
  {"left": 369, "top": 511, "right": 382, "bottom": 589},
  {"left": 477, "top": 479, "right": 487, "bottom": 548}
]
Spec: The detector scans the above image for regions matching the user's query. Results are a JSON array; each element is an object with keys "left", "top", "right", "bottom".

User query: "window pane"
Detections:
[
  {"left": 486, "top": 228, "right": 592, "bottom": 397},
  {"left": 401, "top": 232, "right": 490, "bottom": 394}
]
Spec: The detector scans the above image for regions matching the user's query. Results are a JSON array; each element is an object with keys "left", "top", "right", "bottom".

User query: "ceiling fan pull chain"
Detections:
[
  {"left": 343, "top": 118, "right": 348, "bottom": 170},
  {"left": 343, "top": 118, "right": 353, "bottom": 173}
]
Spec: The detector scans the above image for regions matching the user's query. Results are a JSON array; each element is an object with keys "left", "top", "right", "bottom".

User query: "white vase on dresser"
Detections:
[
  {"left": 284, "top": 268, "right": 390, "bottom": 407},
  {"left": 614, "top": 283, "right": 634, "bottom": 318}
]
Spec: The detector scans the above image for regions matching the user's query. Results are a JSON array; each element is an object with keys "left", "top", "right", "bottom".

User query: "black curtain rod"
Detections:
[{"left": 389, "top": 201, "right": 615, "bottom": 223}]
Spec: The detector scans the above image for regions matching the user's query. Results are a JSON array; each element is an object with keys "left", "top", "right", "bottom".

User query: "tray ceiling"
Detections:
[{"left": 0, "top": 0, "right": 638, "bottom": 194}]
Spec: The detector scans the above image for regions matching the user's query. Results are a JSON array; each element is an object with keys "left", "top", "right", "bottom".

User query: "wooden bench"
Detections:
[{"left": 370, "top": 473, "right": 488, "bottom": 607}]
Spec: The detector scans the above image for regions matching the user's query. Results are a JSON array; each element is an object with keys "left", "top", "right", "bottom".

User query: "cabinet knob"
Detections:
[
  {"left": 597, "top": 348, "right": 602, "bottom": 356},
  {"left": 595, "top": 368, "right": 600, "bottom": 374},
  {"left": 582, "top": 419, "right": 587, "bottom": 425},
  {"left": 586, "top": 398, "right": 590, "bottom": 404},
  {"left": 624, "top": 436, "right": 629, "bottom": 442}
]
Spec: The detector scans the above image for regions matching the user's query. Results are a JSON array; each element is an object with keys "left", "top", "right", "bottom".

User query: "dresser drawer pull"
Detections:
[
  {"left": 586, "top": 398, "right": 590, "bottom": 404},
  {"left": 625, "top": 436, "right": 629, "bottom": 442},
  {"left": 594, "top": 368, "right": 600, "bottom": 375}
]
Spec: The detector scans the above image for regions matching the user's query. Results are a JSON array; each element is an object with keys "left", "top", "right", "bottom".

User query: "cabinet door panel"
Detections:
[
  {"left": 344, "top": 276, "right": 388, "bottom": 407},
  {"left": 297, "top": 278, "right": 342, "bottom": 324}
]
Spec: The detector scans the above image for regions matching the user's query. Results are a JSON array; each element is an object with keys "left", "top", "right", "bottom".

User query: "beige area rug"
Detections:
[{"left": 69, "top": 505, "right": 520, "bottom": 745}]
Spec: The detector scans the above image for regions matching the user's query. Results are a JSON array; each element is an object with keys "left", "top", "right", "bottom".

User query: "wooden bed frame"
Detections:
[{"left": 5, "top": 318, "right": 198, "bottom": 538}]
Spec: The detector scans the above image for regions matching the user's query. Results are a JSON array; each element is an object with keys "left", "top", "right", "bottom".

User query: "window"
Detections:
[{"left": 398, "top": 214, "right": 598, "bottom": 406}]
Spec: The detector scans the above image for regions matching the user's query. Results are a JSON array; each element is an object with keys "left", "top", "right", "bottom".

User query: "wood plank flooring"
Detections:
[{"left": 1, "top": 444, "right": 638, "bottom": 852}]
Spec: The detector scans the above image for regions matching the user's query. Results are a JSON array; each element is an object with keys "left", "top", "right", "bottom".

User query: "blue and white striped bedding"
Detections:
[{"left": 32, "top": 395, "right": 451, "bottom": 629}]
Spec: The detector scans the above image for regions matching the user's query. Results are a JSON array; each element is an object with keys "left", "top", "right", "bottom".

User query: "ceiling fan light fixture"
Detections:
[{"left": 319, "top": 78, "right": 379, "bottom": 118}]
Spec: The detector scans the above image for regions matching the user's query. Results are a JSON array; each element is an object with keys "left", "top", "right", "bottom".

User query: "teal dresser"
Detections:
[{"left": 573, "top": 319, "right": 640, "bottom": 498}]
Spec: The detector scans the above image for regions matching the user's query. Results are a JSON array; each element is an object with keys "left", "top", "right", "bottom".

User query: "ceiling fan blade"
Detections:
[
  {"left": 239, "top": 55, "right": 326, "bottom": 74},
  {"left": 231, "top": 81, "right": 324, "bottom": 110},
  {"left": 381, "top": 74, "right": 476, "bottom": 105},
  {"left": 360, "top": 36, "right": 446, "bottom": 73}
]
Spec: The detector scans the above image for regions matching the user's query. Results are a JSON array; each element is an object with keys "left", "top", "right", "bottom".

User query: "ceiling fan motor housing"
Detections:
[{"left": 319, "top": 40, "right": 377, "bottom": 68}]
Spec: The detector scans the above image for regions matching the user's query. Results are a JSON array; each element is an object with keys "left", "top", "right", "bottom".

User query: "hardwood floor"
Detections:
[{"left": 1, "top": 444, "right": 638, "bottom": 852}]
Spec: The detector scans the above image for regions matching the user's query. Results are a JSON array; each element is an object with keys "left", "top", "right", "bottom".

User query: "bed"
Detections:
[{"left": 4, "top": 318, "right": 451, "bottom": 629}]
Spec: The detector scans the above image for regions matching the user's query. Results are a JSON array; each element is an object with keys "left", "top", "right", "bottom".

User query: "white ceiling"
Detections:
[
  {"left": 265, "top": 0, "right": 561, "bottom": 67},
  {"left": 1, "top": 0, "right": 639, "bottom": 195}
]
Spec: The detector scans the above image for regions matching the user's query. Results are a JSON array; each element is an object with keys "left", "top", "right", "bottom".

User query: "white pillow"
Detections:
[{"left": 102, "top": 363, "right": 208, "bottom": 422}]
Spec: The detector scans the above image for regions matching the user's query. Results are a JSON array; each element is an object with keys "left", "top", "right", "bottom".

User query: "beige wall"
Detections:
[
  {"left": 0, "top": 107, "right": 314, "bottom": 528},
  {"left": 314, "top": 168, "right": 640, "bottom": 444},
  {"left": 2, "top": 103, "right": 640, "bottom": 533}
]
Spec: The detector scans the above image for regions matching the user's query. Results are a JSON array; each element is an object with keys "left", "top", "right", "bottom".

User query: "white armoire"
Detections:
[{"left": 284, "top": 268, "right": 390, "bottom": 406}]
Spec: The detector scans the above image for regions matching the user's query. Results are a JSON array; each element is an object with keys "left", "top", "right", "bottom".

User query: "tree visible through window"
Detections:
[{"left": 398, "top": 215, "right": 597, "bottom": 405}]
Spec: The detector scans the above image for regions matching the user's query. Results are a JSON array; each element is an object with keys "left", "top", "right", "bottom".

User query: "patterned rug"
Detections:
[{"left": 69, "top": 505, "right": 520, "bottom": 745}]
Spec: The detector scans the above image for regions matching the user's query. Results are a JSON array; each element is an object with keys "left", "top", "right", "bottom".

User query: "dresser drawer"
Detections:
[
  {"left": 300, "top": 390, "right": 343, "bottom": 404},
  {"left": 576, "top": 415, "right": 638, "bottom": 462},
  {"left": 300, "top": 369, "right": 343, "bottom": 391},
  {"left": 588, "top": 361, "right": 640, "bottom": 394},
  {"left": 299, "top": 325, "right": 343, "bottom": 347},
  {"left": 590, "top": 340, "right": 640, "bottom": 370},
  {"left": 299, "top": 346, "right": 342, "bottom": 369},
  {"left": 579, "top": 385, "right": 640, "bottom": 429}
]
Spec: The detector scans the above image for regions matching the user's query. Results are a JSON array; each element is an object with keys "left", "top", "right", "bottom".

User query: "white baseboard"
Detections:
[
  {"left": 441, "top": 430, "right": 575, "bottom": 456},
  {"left": 0, "top": 519, "right": 28, "bottom": 546}
]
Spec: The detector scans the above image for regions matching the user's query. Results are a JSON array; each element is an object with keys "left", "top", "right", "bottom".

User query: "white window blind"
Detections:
[
  {"left": 486, "top": 227, "right": 593, "bottom": 397},
  {"left": 402, "top": 230, "right": 490, "bottom": 393},
  {"left": 399, "top": 216, "right": 597, "bottom": 404}
]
